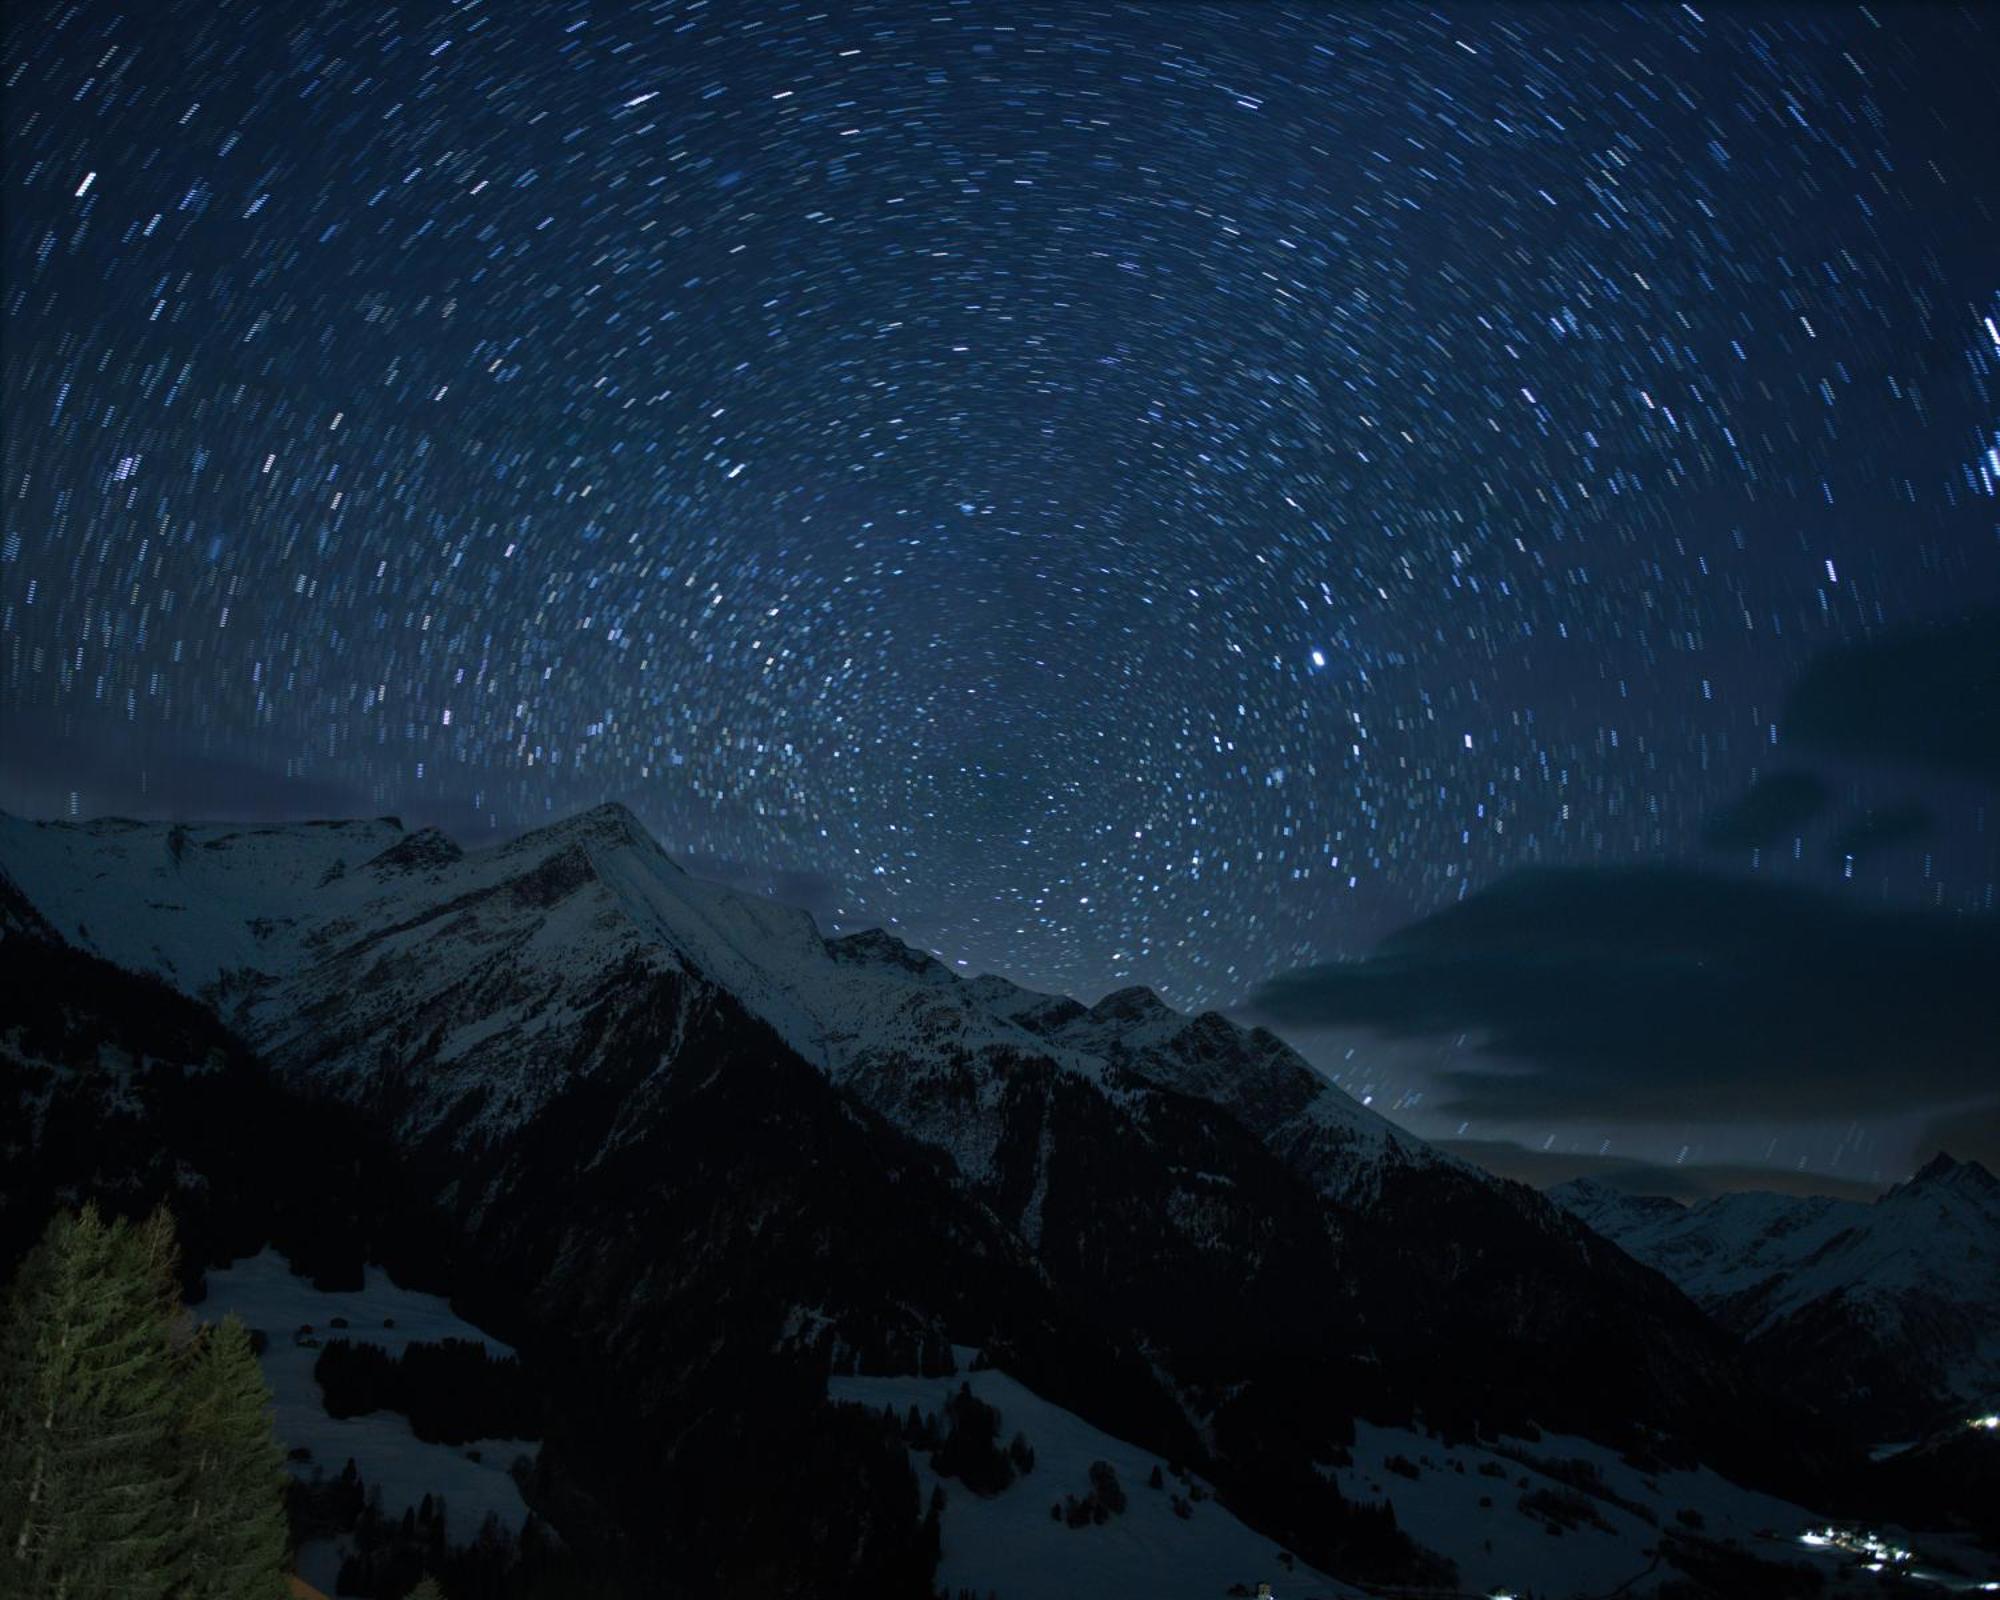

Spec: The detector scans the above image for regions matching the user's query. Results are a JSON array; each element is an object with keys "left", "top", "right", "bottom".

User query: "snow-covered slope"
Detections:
[
  {"left": 0, "top": 805, "right": 1426, "bottom": 1196},
  {"left": 985, "top": 978, "right": 1439, "bottom": 1201},
  {"left": 197, "top": 1248, "right": 538, "bottom": 1596},
  {"left": 3, "top": 803, "right": 1875, "bottom": 1584},
  {"left": 830, "top": 1349, "right": 1362, "bottom": 1600},
  {"left": 1551, "top": 1157, "right": 2000, "bottom": 1430},
  {"left": 1552, "top": 1159, "right": 2000, "bottom": 1337},
  {"left": 0, "top": 815, "right": 402, "bottom": 991},
  {"left": 1331, "top": 1419, "right": 1817, "bottom": 1598},
  {"left": 832, "top": 1355, "right": 1894, "bottom": 1600}
]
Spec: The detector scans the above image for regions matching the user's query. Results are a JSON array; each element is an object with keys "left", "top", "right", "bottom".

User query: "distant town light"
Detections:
[{"left": 1798, "top": 1525, "right": 1913, "bottom": 1565}]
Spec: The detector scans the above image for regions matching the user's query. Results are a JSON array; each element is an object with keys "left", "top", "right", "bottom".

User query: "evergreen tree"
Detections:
[
  {"left": 176, "top": 1314, "right": 290, "bottom": 1599},
  {"left": 0, "top": 1205, "right": 187, "bottom": 1599},
  {"left": 1, "top": 1205, "right": 293, "bottom": 1600},
  {"left": 404, "top": 1579, "right": 447, "bottom": 1600}
]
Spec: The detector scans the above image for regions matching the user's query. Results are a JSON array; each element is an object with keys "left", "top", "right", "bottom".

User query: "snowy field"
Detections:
[
  {"left": 830, "top": 1347, "right": 1362, "bottom": 1600},
  {"left": 197, "top": 1249, "right": 538, "bottom": 1593},
  {"left": 829, "top": 1353, "right": 1998, "bottom": 1600},
  {"left": 1331, "top": 1418, "right": 1809, "bottom": 1596},
  {"left": 1335, "top": 1422, "right": 2000, "bottom": 1596}
]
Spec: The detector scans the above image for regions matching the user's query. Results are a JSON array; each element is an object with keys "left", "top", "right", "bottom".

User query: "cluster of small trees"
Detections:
[
  {"left": 289, "top": 1451, "right": 560, "bottom": 1600},
  {"left": 314, "top": 1336, "right": 542, "bottom": 1444},
  {"left": 1517, "top": 1483, "right": 1612, "bottom": 1535},
  {"left": 288, "top": 1452, "right": 376, "bottom": 1545},
  {"left": 1049, "top": 1459, "right": 1126, "bottom": 1527},
  {"left": 0, "top": 1204, "right": 290, "bottom": 1598},
  {"left": 886, "top": 1382, "right": 1033, "bottom": 1498},
  {"left": 1140, "top": 1458, "right": 1210, "bottom": 1521},
  {"left": 333, "top": 1498, "right": 534, "bottom": 1598},
  {"left": 930, "top": 1382, "right": 1028, "bottom": 1497}
]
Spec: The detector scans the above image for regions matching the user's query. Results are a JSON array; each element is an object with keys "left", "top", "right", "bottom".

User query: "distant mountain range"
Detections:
[
  {"left": 3, "top": 804, "right": 1994, "bottom": 1595},
  {"left": 1551, "top": 1155, "right": 2000, "bottom": 1439}
]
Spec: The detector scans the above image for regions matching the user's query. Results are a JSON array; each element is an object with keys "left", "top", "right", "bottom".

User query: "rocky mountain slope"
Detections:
[
  {"left": 0, "top": 806, "right": 1417, "bottom": 1185},
  {"left": 1551, "top": 1158, "right": 2000, "bottom": 1438},
  {"left": 1, "top": 805, "right": 1876, "bottom": 1592},
  {"left": 0, "top": 868, "right": 1177, "bottom": 1596}
]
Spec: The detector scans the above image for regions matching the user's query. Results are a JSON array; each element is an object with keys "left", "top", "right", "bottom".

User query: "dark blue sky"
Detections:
[{"left": 4, "top": 1, "right": 1996, "bottom": 1190}]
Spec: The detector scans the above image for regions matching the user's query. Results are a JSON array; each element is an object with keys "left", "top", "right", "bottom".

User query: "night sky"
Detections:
[{"left": 5, "top": 1, "right": 1997, "bottom": 1191}]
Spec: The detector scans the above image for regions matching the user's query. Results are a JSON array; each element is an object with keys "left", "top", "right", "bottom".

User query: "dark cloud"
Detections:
[
  {"left": 1912, "top": 1101, "right": 2000, "bottom": 1177},
  {"left": 1246, "top": 866, "right": 2000, "bottom": 1125},
  {"left": 0, "top": 709, "right": 378, "bottom": 825},
  {"left": 0, "top": 703, "right": 882, "bottom": 940},
  {"left": 1440, "top": 1140, "right": 1888, "bottom": 1204},
  {"left": 1697, "top": 771, "right": 1831, "bottom": 851},
  {"left": 0, "top": 709, "right": 491, "bottom": 838},
  {"left": 1828, "top": 802, "right": 1934, "bottom": 865},
  {"left": 1781, "top": 607, "right": 2000, "bottom": 783}
]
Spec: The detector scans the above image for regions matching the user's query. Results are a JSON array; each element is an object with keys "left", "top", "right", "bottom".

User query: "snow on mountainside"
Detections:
[
  {"left": 1549, "top": 1183, "right": 1690, "bottom": 1244},
  {"left": 830, "top": 1349, "right": 1361, "bottom": 1600},
  {"left": 991, "top": 977, "right": 1441, "bottom": 1200},
  {"left": 198, "top": 1249, "right": 538, "bottom": 1596},
  {"left": 12, "top": 805, "right": 1896, "bottom": 1591},
  {"left": 1331, "top": 1418, "right": 1815, "bottom": 1598},
  {"left": 0, "top": 804, "right": 1424, "bottom": 1193},
  {"left": 0, "top": 815, "right": 404, "bottom": 990},
  {"left": 1550, "top": 1157, "right": 2000, "bottom": 1428}
]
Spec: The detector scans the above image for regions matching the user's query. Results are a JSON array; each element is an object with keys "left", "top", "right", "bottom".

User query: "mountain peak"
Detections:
[
  {"left": 1899, "top": 1149, "right": 1999, "bottom": 1200},
  {"left": 1090, "top": 985, "right": 1172, "bottom": 1022},
  {"left": 572, "top": 799, "right": 648, "bottom": 834},
  {"left": 825, "top": 927, "right": 947, "bottom": 979},
  {"left": 511, "top": 800, "right": 661, "bottom": 859},
  {"left": 1546, "top": 1178, "right": 1689, "bottom": 1234},
  {"left": 364, "top": 827, "right": 464, "bottom": 873}
]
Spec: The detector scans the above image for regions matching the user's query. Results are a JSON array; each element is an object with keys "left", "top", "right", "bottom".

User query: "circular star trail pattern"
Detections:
[{"left": 4, "top": 0, "right": 1997, "bottom": 1010}]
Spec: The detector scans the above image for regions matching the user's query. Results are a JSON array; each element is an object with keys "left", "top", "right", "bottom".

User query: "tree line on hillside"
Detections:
[
  {"left": 0, "top": 1203, "right": 531, "bottom": 1600},
  {"left": 0, "top": 929, "right": 449, "bottom": 1299},
  {"left": 315, "top": 1336, "right": 544, "bottom": 1445}
]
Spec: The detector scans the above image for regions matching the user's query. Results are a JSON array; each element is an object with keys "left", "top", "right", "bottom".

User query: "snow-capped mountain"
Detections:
[
  {"left": 1, "top": 804, "right": 1879, "bottom": 1592},
  {"left": 1550, "top": 1159, "right": 2000, "bottom": 1435},
  {"left": 0, "top": 805, "right": 1417, "bottom": 1191},
  {"left": 2, "top": 835, "right": 1184, "bottom": 1593}
]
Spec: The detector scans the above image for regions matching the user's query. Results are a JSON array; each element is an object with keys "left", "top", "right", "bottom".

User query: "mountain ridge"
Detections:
[
  {"left": 1, "top": 802, "right": 1895, "bottom": 1589},
  {"left": 0, "top": 803, "right": 1422, "bottom": 1192},
  {"left": 1550, "top": 1155, "right": 2000, "bottom": 1435}
]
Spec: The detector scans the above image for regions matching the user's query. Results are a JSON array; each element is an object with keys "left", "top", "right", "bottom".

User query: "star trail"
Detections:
[{"left": 4, "top": 0, "right": 1997, "bottom": 1056}]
